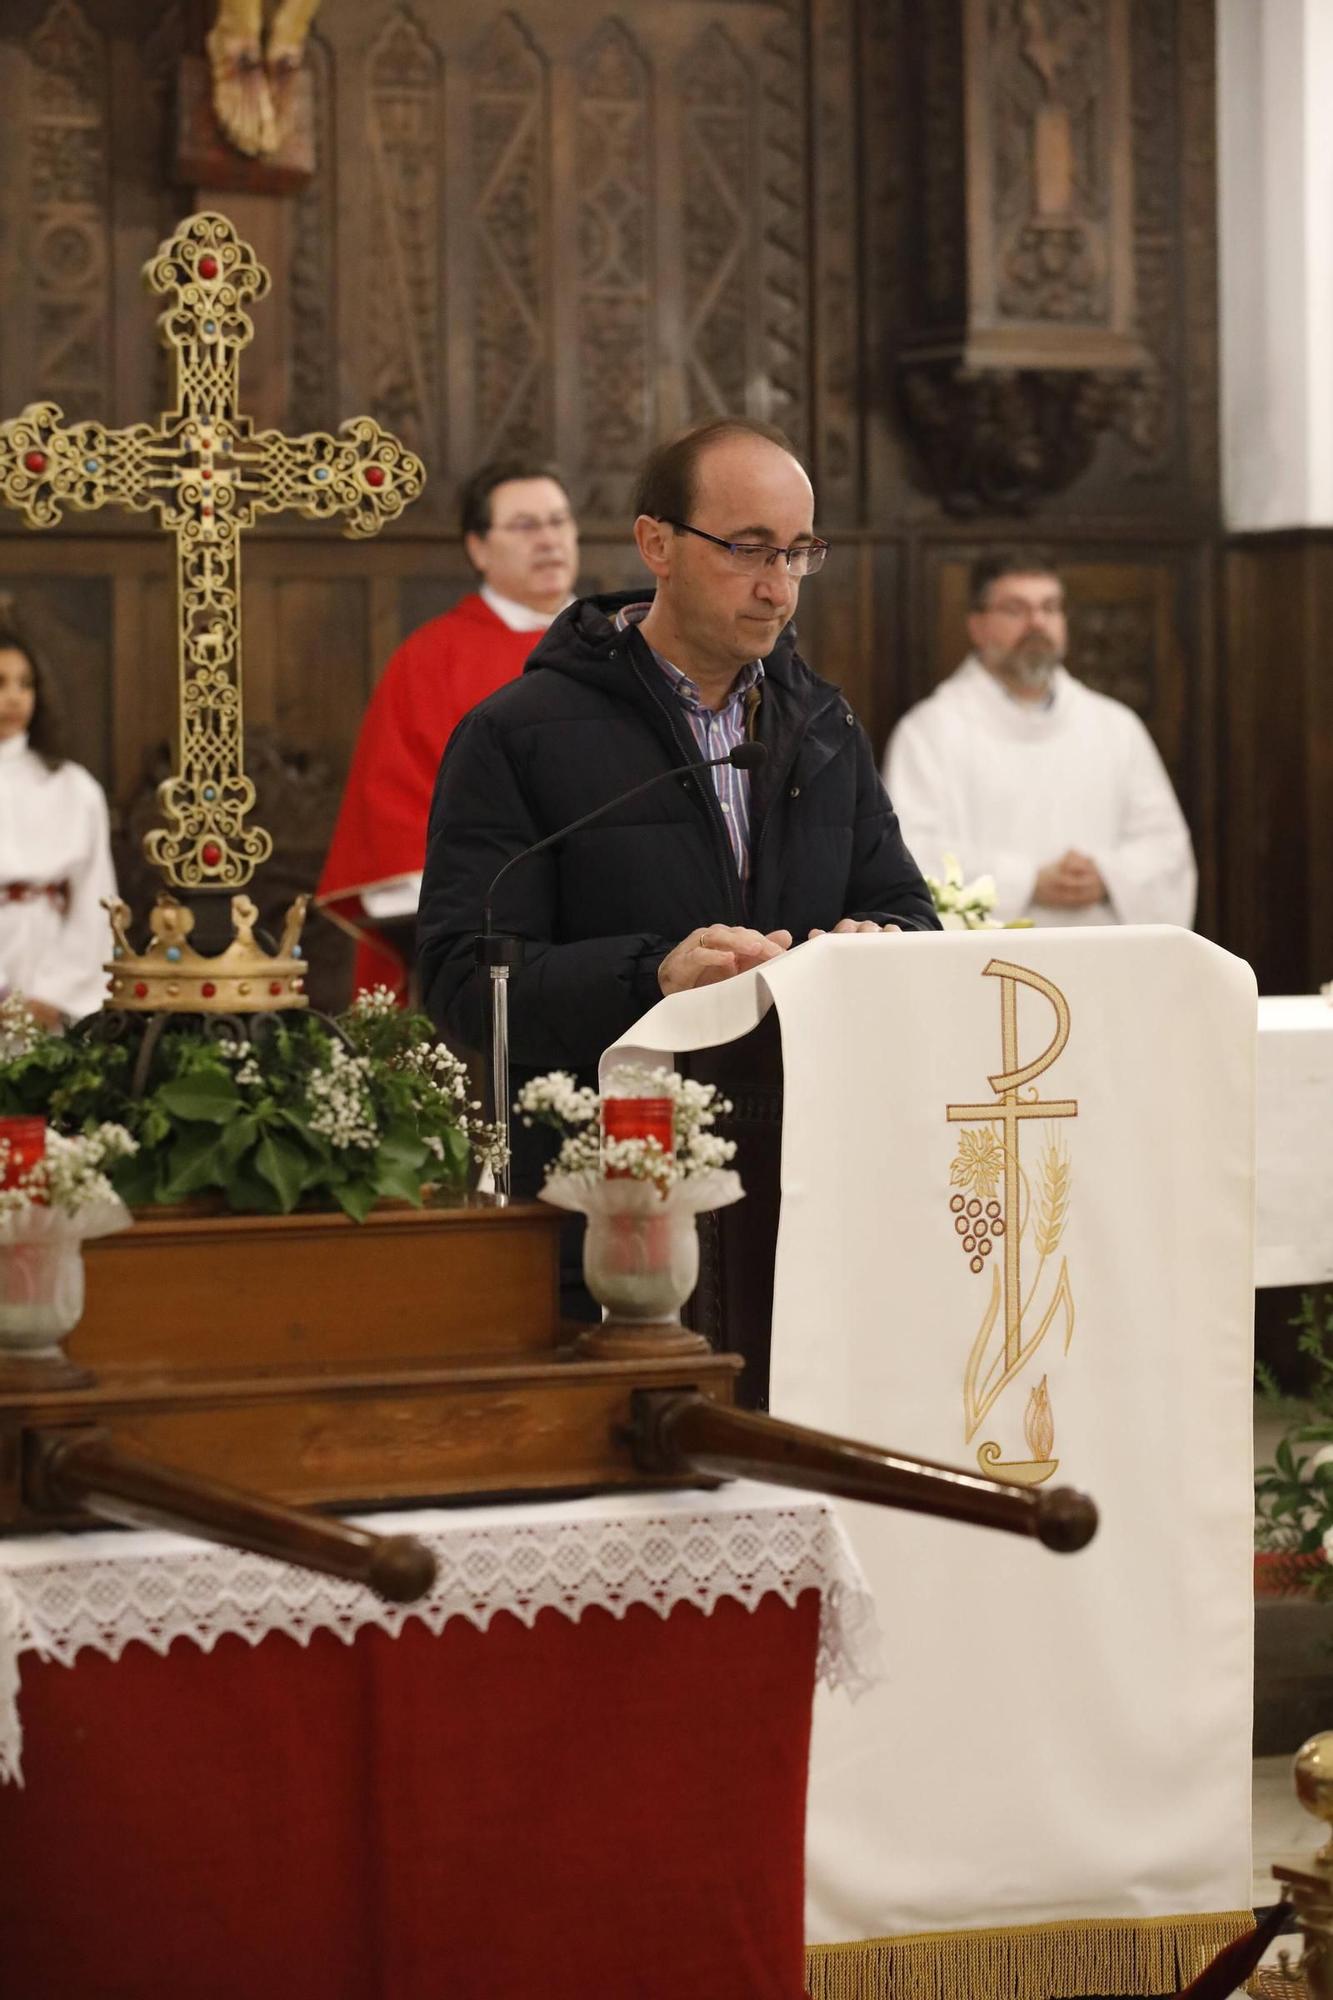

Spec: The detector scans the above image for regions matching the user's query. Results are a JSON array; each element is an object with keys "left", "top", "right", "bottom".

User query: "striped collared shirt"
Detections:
[{"left": 616, "top": 602, "right": 763, "bottom": 881}]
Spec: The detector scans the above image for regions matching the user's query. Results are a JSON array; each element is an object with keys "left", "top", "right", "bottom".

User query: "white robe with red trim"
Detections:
[{"left": 0, "top": 735, "right": 116, "bottom": 1022}]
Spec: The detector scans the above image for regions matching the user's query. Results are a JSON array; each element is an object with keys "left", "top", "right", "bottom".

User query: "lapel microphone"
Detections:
[{"left": 481, "top": 739, "right": 769, "bottom": 938}]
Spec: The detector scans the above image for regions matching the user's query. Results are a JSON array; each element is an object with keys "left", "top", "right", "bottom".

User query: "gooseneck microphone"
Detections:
[
  {"left": 482, "top": 738, "right": 768, "bottom": 935},
  {"left": 476, "top": 738, "right": 768, "bottom": 1202}
]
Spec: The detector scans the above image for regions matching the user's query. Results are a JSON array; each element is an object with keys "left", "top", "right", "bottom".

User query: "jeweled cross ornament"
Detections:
[{"left": 0, "top": 211, "right": 424, "bottom": 891}]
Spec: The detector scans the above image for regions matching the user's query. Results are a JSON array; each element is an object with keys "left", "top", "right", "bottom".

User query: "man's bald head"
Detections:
[{"left": 632, "top": 418, "right": 806, "bottom": 525}]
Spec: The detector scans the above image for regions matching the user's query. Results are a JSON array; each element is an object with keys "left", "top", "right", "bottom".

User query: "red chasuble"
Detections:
[{"left": 317, "top": 595, "right": 537, "bottom": 996}]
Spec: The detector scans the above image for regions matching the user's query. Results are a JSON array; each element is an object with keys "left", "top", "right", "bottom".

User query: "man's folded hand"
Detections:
[{"left": 658, "top": 924, "right": 792, "bottom": 996}]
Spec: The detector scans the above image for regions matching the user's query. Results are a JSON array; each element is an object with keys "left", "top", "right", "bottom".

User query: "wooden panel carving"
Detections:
[
  {"left": 910, "top": 5, "right": 967, "bottom": 327},
  {"left": 809, "top": 0, "right": 858, "bottom": 518},
  {"left": 680, "top": 26, "right": 752, "bottom": 422},
  {"left": 759, "top": 10, "right": 809, "bottom": 455},
  {"left": 989, "top": 0, "right": 1113, "bottom": 328},
  {"left": 0, "top": 568, "right": 110, "bottom": 783},
  {"left": 574, "top": 19, "right": 651, "bottom": 520},
  {"left": 25, "top": 0, "right": 111, "bottom": 424},
  {"left": 289, "top": 32, "right": 336, "bottom": 439},
  {"left": 1115, "top": 0, "right": 1175, "bottom": 473},
  {"left": 471, "top": 13, "right": 549, "bottom": 461},
  {"left": 366, "top": 7, "right": 442, "bottom": 463},
  {"left": 1179, "top": 0, "right": 1220, "bottom": 507}
]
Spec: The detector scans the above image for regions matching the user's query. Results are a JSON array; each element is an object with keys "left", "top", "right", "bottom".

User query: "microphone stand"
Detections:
[
  {"left": 476, "top": 740, "right": 767, "bottom": 1206},
  {"left": 476, "top": 923, "right": 522, "bottom": 1202}
]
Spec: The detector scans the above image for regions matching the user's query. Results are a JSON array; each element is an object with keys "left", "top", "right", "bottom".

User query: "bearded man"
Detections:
[{"left": 883, "top": 553, "right": 1196, "bottom": 927}]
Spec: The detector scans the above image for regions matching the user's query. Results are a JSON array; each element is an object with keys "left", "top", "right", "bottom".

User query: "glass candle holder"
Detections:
[
  {"left": 582, "top": 1204, "right": 699, "bottom": 1324},
  {"left": 0, "top": 1117, "right": 46, "bottom": 1191}
]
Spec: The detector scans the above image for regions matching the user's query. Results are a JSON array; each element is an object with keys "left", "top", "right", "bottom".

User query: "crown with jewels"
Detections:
[{"left": 104, "top": 892, "right": 310, "bottom": 1014}]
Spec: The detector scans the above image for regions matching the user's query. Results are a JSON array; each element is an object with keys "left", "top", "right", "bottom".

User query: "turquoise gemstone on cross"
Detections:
[
  {"left": 202, "top": 785, "right": 216, "bottom": 801},
  {"left": 313, "top": 466, "right": 330, "bottom": 481},
  {"left": 84, "top": 458, "right": 99, "bottom": 473},
  {"left": 204, "top": 321, "right": 217, "bottom": 336}
]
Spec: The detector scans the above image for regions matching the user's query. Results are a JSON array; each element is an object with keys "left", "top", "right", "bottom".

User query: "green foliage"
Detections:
[
  {"left": 0, "top": 995, "right": 491, "bottom": 1222},
  {"left": 1254, "top": 1289, "right": 1333, "bottom": 1593}
]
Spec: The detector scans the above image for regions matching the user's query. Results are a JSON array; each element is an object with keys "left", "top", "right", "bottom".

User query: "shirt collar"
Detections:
[
  {"left": 616, "top": 601, "right": 765, "bottom": 708},
  {"left": 0, "top": 732, "right": 30, "bottom": 764},
  {"left": 480, "top": 584, "right": 570, "bottom": 633}
]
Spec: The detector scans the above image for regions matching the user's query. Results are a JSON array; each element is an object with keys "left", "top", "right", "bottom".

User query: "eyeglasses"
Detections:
[
  {"left": 664, "top": 519, "right": 829, "bottom": 577},
  {"left": 489, "top": 511, "right": 575, "bottom": 536},
  {"left": 987, "top": 596, "right": 1065, "bottom": 620}
]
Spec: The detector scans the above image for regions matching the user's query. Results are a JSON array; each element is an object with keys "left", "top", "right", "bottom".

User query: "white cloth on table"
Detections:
[
  {"left": 1256, "top": 994, "right": 1333, "bottom": 1287},
  {"left": 608, "top": 927, "right": 1255, "bottom": 1945},
  {"left": 0, "top": 1481, "right": 880, "bottom": 1784},
  {"left": 0, "top": 734, "right": 115, "bottom": 1021},
  {"left": 884, "top": 656, "right": 1197, "bottom": 928}
]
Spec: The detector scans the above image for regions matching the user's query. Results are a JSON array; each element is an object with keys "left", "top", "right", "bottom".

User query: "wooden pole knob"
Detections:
[{"left": 367, "top": 1535, "right": 437, "bottom": 1605}]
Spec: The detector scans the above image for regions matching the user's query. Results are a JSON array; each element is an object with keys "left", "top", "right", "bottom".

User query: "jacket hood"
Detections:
[{"left": 522, "top": 587, "right": 813, "bottom": 696}]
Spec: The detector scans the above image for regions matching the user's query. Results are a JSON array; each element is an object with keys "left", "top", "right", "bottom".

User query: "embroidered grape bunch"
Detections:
[
  {"left": 949, "top": 1192, "right": 1004, "bottom": 1274},
  {"left": 947, "top": 1125, "right": 1008, "bottom": 1275}
]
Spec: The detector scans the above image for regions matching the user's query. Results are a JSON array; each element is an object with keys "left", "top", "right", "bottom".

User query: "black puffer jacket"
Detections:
[{"left": 418, "top": 589, "right": 938, "bottom": 1071}]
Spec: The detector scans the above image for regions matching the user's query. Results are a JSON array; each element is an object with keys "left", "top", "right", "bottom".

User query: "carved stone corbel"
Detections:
[{"left": 897, "top": 0, "right": 1148, "bottom": 514}]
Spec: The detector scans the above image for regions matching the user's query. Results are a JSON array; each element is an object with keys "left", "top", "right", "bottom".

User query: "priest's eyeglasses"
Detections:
[
  {"left": 491, "top": 510, "right": 575, "bottom": 536},
  {"left": 664, "top": 520, "right": 829, "bottom": 577}
]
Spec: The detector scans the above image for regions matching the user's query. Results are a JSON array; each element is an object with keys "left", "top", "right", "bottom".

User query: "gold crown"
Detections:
[{"left": 104, "top": 892, "right": 310, "bottom": 1014}]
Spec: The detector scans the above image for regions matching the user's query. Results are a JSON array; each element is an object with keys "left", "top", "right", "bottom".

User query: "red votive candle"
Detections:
[
  {"left": 0, "top": 1116, "right": 46, "bottom": 1189},
  {"left": 601, "top": 1093, "right": 674, "bottom": 1168}
]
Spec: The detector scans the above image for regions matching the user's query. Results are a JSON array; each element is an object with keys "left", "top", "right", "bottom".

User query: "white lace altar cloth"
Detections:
[{"left": 0, "top": 1480, "right": 880, "bottom": 1785}]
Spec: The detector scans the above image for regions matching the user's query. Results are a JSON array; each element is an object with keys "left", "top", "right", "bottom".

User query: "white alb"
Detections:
[
  {"left": 0, "top": 735, "right": 116, "bottom": 1020},
  {"left": 884, "top": 657, "right": 1197, "bottom": 927}
]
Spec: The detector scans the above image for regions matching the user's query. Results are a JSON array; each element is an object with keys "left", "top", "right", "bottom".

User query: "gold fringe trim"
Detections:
[{"left": 804, "top": 1909, "right": 1255, "bottom": 2000}]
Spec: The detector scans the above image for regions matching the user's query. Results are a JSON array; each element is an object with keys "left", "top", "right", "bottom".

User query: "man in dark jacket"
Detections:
[{"left": 419, "top": 416, "right": 937, "bottom": 1111}]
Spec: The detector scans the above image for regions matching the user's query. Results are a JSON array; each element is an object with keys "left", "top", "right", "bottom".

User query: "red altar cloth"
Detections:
[{"left": 0, "top": 1592, "right": 819, "bottom": 2000}]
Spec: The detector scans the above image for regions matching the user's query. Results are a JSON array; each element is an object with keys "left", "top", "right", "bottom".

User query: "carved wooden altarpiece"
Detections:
[{"left": 898, "top": 0, "right": 1150, "bottom": 512}]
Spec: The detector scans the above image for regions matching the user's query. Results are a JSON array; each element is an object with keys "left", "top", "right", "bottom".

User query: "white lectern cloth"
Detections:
[{"left": 608, "top": 929, "right": 1255, "bottom": 1963}]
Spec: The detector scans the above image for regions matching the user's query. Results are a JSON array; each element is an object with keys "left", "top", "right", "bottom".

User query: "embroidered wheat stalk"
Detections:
[{"left": 1035, "top": 1137, "right": 1070, "bottom": 1259}]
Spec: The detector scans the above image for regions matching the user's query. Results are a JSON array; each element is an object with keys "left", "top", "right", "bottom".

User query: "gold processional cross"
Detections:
[{"left": 0, "top": 210, "right": 424, "bottom": 895}]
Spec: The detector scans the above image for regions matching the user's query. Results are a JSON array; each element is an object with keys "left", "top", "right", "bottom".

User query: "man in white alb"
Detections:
[{"left": 883, "top": 552, "right": 1196, "bottom": 927}]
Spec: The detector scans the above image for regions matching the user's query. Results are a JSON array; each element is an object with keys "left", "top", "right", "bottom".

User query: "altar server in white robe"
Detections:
[
  {"left": 884, "top": 552, "right": 1196, "bottom": 927},
  {"left": 0, "top": 604, "right": 115, "bottom": 1027}
]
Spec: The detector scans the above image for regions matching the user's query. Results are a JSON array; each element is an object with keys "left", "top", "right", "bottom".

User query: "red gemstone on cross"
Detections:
[
  {"left": 364, "top": 465, "right": 386, "bottom": 488},
  {"left": 201, "top": 841, "right": 222, "bottom": 867},
  {"left": 201, "top": 468, "right": 212, "bottom": 481},
  {"left": 22, "top": 450, "right": 47, "bottom": 474},
  {"left": 133, "top": 982, "right": 149, "bottom": 999},
  {"left": 198, "top": 255, "right": 219, "bottom": 280},
  {"left": 201, "top": 982, "right": 217, "bottom": 1000}
]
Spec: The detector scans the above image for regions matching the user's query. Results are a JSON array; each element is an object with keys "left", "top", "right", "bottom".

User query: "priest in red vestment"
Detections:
[{"left": 316, "top": 461, "right": 579, "bottom": 996}]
